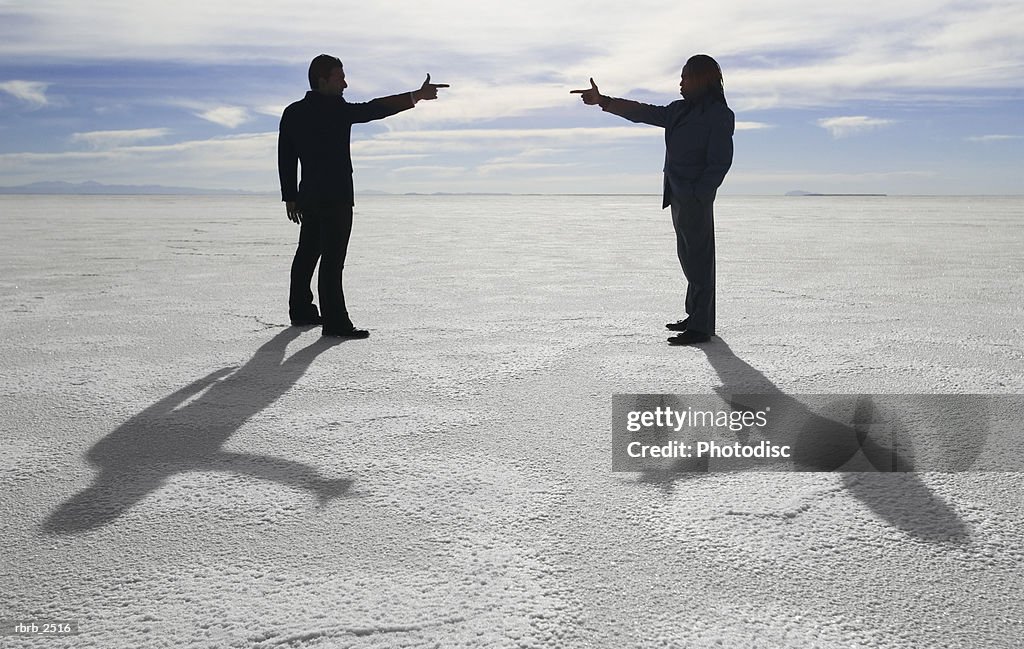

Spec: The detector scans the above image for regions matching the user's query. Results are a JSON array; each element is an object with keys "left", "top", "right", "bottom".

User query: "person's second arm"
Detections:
[
  {"left": 278, "top": 108, "right": 302, "bottom": 223},
  {"left": 694, "top": 105, "right": 735, "bottom": 201}
]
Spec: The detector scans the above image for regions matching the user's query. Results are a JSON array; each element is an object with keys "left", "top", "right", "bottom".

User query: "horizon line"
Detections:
[{"left": 3, "top": 191, "right": 1024, "bottom": 198}]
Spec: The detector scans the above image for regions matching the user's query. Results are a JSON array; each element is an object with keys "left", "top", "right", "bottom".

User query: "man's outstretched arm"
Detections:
[
  {"left": 570, "top": 77, "right": 669, "bottom": 127},
  {"left": 348, "top": 74, "right": 450, "bottom": 124}
]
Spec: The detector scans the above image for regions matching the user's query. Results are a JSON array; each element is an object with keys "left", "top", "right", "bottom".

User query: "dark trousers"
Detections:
[
  {"left": 670, "top": 194, "right": 716, "bottom": 335},
  {"left": 288, "top": 204, "right": 355, "bottom": 330}
]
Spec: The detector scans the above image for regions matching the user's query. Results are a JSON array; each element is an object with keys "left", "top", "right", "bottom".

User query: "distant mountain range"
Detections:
[{"left": 0, "top": 181, "right": 262, "bottom": 195}]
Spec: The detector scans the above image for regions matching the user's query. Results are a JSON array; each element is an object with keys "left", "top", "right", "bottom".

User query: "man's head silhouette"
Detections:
[{"left": 308, "top": 54, "right": 345, "bottom": 94}]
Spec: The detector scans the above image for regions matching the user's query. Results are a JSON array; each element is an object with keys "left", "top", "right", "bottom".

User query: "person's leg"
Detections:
[
  {"left": 317, "top": 204, "right": 356, "bottom": 332},
  {"left": 288, "top": 210, "right": 321, "bottom": 323},
  {"left": 670, "top": 195, "right": 715, "bottom": 336},
  {"left": 670, "top": 201, "right": 696, "bottom": 320}
]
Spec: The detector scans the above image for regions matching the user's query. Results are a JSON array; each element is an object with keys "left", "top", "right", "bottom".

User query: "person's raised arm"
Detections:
[
  {"left": 570, "top": 77, "right": 669, "bottom": 128},
  {"left": 347, "top": 73, "right": 450, "bottom": 124}
]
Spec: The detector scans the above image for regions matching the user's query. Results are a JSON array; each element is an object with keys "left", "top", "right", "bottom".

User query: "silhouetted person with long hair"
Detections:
[
  {"left": 279, "top": 54, "right": 448, "bottom": 338},
  {"left": 572, "top": 54, "right": 734, "bottom": 345}
]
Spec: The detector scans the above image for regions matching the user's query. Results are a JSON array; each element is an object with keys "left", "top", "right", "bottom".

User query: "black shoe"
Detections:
[
  {"left": 666, "top": 318, "right": 690, "bottom": 332},
  {"left": 322, "top": 326, "right": 370, "bottom": 339},
  {"left": 667, "top": 330, "right": 711, "bottom": 345},
  {"left": 291, "top": 315, "right": 323, "bottom": 326}
]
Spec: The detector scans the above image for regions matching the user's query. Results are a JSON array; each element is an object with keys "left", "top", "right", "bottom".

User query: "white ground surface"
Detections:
[{"left": 1, "top": 194, "right": 1023, "bottom": 648}]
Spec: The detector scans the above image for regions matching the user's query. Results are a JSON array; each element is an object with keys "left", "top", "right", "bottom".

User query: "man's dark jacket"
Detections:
[
  {"left": 278, "top": 90, "right": 414, "bottom": 206},
  {"left": 602, "top": 95, "right": 734, "bottom": 207}
]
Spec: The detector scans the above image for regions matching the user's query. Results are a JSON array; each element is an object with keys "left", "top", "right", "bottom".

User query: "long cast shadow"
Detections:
[
  {"left": 43, "top": 327, "right": 352, "bottom": 534},
  {"left": 641, "top": 339, "right": 967, "bottom": 542}
]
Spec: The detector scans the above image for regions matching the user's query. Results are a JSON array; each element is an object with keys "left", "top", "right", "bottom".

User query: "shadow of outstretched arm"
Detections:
[{"left": 205, "top": 452, "right": 354, "bottom": 506}]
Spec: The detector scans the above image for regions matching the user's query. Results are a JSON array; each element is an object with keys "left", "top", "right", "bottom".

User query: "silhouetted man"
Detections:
[{"left": 279, "top": 54, "right": 448, "bottom": 338}]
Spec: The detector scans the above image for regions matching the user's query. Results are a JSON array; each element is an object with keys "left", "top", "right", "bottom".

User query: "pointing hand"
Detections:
[
  {"left": 416, "top": 73, "right": 450, "bottom": 101},
  {"left": 570, "top": 78, "right": 603, "bottom": 105}
]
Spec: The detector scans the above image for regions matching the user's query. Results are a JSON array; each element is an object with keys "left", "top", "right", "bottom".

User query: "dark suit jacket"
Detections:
[
  {"left": 278, "top": 90, "right": 415, "bottom": 207},
  {"left": 602, "top": 96, "right": 734, "bottom": 208}
]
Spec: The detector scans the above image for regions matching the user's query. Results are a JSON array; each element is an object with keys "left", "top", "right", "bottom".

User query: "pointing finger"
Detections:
[{"left": 432, "top": 83, "right": 450, "bottom": 88}]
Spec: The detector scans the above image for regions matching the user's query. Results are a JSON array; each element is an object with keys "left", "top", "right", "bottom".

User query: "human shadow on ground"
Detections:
[
  {"left": 638, "top": 339, "right": 967, "bottom": 542},
  {"left": 43, "top": 327, "right": 352, "bottom": 534}
]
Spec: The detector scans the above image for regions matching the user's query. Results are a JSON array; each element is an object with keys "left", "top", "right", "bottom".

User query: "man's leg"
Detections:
[
  {"left": 288, "top": 211, "right": 322, "bottom": 323},
  {"left": 670, "top": 195, "right": 716, "bottom": 336},
  {"left": 317, "top": 204, "right": 356, "bottom": 332}
]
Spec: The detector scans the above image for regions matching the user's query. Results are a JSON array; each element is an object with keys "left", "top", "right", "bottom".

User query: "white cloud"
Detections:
[
  {"left": 196, "top": 106, "right": 250, "bottom": 128},
  {"left": 1, "top": 0, "right": 1021, "bottom": 113},
  {"left": 256, "top": 104, "right": 288, "bottom": 117},
  {"left": 367, "top": 126, "right": 660, "bottom": 145},
  {"left": 383, "top": 81, "right": 596, "bottom": 127},
  {"left": 386, "top": 164, "right": 469, "bottom": 178},
  {"left": 353, "top": 153, "right": 431, "bottom": 163},
  {"left": 0, "top": 80, "right": 50, "bottom": 107},
  {"left": 0, "top": 133, "right": 277, "bottom": 190},
  {"left": 71, "top": 128, "right": 170, "bottom": 149},
  {"left": 817, "top": 116, "right": 896, "bottom": 138},
  {"left": 736, "top": 121, "right": 773, "bottom": 131},
  {"left": 733, "top": 170, "right": 936, "bottom": 183},
  {"left": 965, "top": 134, "right": 1022, "bottom": 143},
  {"left": 477, "top": 161, "right": 573, "bottom": 176},
  {"left": 0, "top": 125, "right": 655, "bottom": 191}
]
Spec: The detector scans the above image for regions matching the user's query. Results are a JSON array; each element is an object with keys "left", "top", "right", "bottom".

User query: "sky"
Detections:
[{"left": 0, "top": 0, "right": 1021, "bottom": 195}]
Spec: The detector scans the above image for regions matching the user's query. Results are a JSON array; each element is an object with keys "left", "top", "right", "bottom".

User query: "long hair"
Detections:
[
  {"left": 308, "top": 54, "right": 342, "bottom": 90},
  {"left": 684, "top": 54, "right": 726, "bottom": 105}
]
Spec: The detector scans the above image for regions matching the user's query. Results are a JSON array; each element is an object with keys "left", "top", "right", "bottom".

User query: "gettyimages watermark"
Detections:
[{"left": 611, "top": 394, "right": 1024, "bottom": 472}]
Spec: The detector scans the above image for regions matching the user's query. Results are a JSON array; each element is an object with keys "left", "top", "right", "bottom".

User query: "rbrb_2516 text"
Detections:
[{"left": 10, "top": 622, "right": 77, "bottom": 634}]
